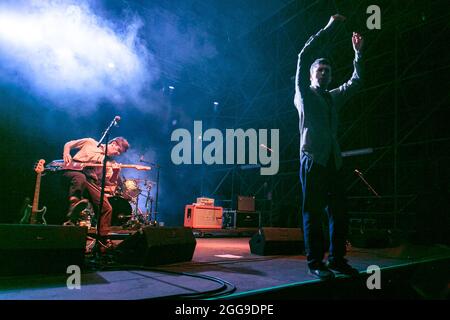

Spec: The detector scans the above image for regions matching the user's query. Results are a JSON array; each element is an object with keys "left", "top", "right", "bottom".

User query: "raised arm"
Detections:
[
  {"left": 63, "top": 138, "right": 91, "bottom": 164},
  {"left": 330, "top": 32, "right": 364, "bottom": 111},
  {"left": 294, "top": 14, "right": 345, "bottom": 107}
]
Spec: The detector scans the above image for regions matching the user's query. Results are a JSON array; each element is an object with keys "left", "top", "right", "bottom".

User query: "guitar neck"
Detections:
[
  {"left": 32, "top": 173, "right": 41, "bottom": 213},
  {"left": 84, "top": 163, "right": 148, "bottom": 170}
]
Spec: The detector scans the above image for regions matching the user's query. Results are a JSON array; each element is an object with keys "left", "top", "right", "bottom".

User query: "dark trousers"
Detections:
[
  {"left": 63, "top": 171, "right": 112, "bottom": 237},
  {"left": 300, "top": 153, "right": 348, "bottom": 268}
]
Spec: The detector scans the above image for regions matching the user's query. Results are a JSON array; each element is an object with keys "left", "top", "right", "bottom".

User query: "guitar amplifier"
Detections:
[
  {"left": 196, "top": 197, "right": 215, "bottom": 206},
  {"left": 184, "top": 205, "right": 223, "bottom": 229},
  {"left": 237, "top": 196, "right": 255, "bottom": 212},
  {"left": 222, "top": 210, "right": 261, "bottom": 229}
]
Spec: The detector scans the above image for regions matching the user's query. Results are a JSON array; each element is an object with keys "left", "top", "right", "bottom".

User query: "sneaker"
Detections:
[
  {"left": 326, "top": 259, "right": 359, "bottom": 276},
  {"left": 97, "top": 237, "right": 116, "bottom": 254},
  {"left": 308, "top": 263, "right": 335, "bottom": 280},
  {"left": 67, "top": 199, "right": 90, "bottom": 221}
]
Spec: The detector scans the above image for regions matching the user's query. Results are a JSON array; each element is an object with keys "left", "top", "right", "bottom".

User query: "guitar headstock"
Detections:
[{"left": 34, "top": 159, "right": 46, "bottom": 174}]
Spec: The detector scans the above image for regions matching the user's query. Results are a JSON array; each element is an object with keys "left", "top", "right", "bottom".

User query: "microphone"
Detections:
[
  {"left": 114, "top": 116, "right": 121, "bottom": 126},
  {"left": 354, "top": 169, "right": 362, "bottom": 175}
]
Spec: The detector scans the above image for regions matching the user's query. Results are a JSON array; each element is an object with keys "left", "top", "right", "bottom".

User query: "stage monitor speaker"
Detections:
[
  {"left": 0, "top": 224, "right": 87, "bottom": 276},
  {"left": 249, "top": 227, "right": 304, "bottom": 256},
  {"left": 116, "top": 227, "right": 197, "bottom": 266}
]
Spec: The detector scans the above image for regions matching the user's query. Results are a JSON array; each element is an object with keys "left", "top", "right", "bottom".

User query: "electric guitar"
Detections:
[
  {"left": 45, "top": 160, "right": 151, "bottom": 172},
  {"left": 20, "top": 159, "right": 47, "bottom": 225}
]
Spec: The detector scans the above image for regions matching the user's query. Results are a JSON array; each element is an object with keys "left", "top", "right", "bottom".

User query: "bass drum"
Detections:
[{"left": 108, "top": 196, "right": 132, "bottom": 226}]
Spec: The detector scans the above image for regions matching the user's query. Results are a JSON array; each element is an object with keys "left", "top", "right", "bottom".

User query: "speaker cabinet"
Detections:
[
  {"left": 249, "top": 228, "right": 304, "bottom": 255},
  {"left": 184, "top": 205, "right": 223, "bottom": 229},
  {"left": 0, "top": 224, "right": 87, "bottom": 276},
  {"left": 116, "top": 227, "right": 197, "bottom": 266},
  {"left": 237, "top": 196, "right": 255, "bottom": 212},
  {"left": 222, "top": 210, "right": 261, "bottom": 229}
]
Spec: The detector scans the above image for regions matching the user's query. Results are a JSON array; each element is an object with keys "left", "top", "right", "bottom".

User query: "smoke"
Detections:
[
  {"left": 0, "top": 0, "right": 224, "bottom": 227},
  {"left": 0, "top": 0, "right": 156, "bottom": 114},
  {"left": 144, "top": 7, "right": 218, "bottom": 66}
]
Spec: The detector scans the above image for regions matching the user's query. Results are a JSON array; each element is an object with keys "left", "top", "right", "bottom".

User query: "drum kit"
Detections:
[
  {"left": 109, "top": 177, "right": 157, "bottom": 228},
  {"left": 75, "top": 177, "right": 157, "bottom": 230}
]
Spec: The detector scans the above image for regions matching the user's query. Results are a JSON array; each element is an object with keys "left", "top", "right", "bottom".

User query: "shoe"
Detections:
[
  {"left": 67, "top": 199, "right": 90, "bottom": 221},
  {"left": 308, "top": 264, "right": 335, "bottom": 280},
  {"left": 97, "top": 237, "right": 116, "bottom": 254},
  {"left": 326, "top": 259, "right": 359, "bottom": 276}
]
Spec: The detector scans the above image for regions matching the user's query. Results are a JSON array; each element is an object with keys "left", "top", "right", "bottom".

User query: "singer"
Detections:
[
  {"left": 61, "top": 136, "right": 130, "bottom": 248},
  {"left": 294, "top": 14, "right": 363, "bottom": 279}
]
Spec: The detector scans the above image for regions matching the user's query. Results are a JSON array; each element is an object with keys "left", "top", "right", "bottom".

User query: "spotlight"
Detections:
[
  {"left": 168, "top": 85, "right": 175, "bottom": 90},
  {"left": 213, "top": 101, "right": 219, "bottom": 106}
]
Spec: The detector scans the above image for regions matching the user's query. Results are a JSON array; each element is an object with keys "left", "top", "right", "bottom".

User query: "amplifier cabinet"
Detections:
[
  {"left": 184, "top": 205, "right": 223, "bottom": 229},
  {"left": 222, "top": 210, "right": 261, "bottom": 229}
]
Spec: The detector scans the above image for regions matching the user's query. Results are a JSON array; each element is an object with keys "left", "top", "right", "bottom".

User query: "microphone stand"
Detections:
[
  {"left": 97, "top": 117, "right": 118, "bottom": 148},
  {"left": 354, "top": 169, "right": 380, "bottom": 198},
  {"left": 93, "top": 117, "right": 119, "bottom": 257}
]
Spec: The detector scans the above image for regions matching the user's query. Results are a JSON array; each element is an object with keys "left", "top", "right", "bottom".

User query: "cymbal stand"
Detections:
[
  {"left": 138, "top": 157, "right": 161, "bottom": 225},
  {"left": 143, "top": 183, "right": 154, "bottom": 225}
]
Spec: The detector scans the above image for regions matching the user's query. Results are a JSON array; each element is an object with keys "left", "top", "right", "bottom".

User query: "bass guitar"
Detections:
[
  {"left": 45, "top": 160, "right": 151, "bottom": 172},
  {"left": 20, "top": 159, "right": 47, "bottom": 225}
]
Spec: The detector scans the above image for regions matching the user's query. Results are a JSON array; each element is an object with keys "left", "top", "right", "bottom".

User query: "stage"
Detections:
[{"left": 0, "top": 231, "right": 449, "bottom": 300}]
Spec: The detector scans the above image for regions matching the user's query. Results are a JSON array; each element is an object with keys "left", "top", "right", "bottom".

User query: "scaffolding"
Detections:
[{"left": 195, "top": 0, "right": 450, "bottom": 239}]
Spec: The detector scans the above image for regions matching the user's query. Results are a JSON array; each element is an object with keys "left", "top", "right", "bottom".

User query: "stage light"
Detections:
[{"left": 168, "top": 86, "right": 175, "bottom": 90}]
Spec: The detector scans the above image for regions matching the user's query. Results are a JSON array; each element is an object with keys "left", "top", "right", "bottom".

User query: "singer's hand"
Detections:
[
  {"left": 352, "top": 32, "right": 364, "bottom": 53},
  {"left": 325, "top": 14, "right": 346, "bottom": 29}
]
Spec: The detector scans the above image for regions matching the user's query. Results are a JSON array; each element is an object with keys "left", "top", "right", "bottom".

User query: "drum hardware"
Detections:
[
  {"left": 121, "top": 179, "right": 142, "bottom": 199},
  {"left": 66, "top": 175, "right": 157, "bottom": 230},
  {"left": 139, "top": 157, "right": 161, "bottom": 226},
  {"left": 107, "top": 168, "right": 159, "bottom": 229}
]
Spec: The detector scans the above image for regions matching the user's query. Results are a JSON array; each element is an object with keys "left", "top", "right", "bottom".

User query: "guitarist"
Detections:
[{"left": 62, "top": 136, "right": 130, "bottom": 245}]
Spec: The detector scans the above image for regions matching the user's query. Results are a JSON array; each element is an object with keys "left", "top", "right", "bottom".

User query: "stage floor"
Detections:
[{"left": 1, "top": 236, "right": 449, "bottom": 300}]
